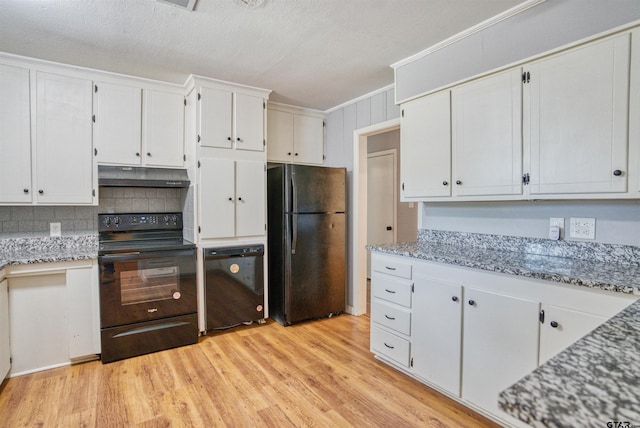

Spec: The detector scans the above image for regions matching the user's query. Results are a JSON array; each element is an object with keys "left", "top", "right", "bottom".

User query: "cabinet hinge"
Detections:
[
  {"left": 323, "top": 121, "right": 326, "bottom": 127},
  {"left": 522, "top": 173, "right": 530, "bottom": 185},
  {"left": 197, "top": 92, "right": 201, "bottom": 101},
  {"left": 411, "top": 284, "right": 414, "bottom": 293},
  {"left": 401, "top": 109, "right": 404, "bottom": 118},
  {"left": 263, "top": 101, "right": 266, "bottom": 109},
  {"left": 9, "top": 357, "right": 12, "bottom": 364},
  {"left": 263, "top": 139, "right": 266, "bottom": 147},
  {"left": 522, "top": 71, "right": 531, "bottom": 84},
  {"left": 198, "top": 226, "right": 201, "bottom": 233},
  {"left": 92, "top": 115, "right": 96, "bottom": 123},
  {"left": 94, "top": 148, "right": 98, "bottom": 156},
  {"left": 198, "top": 160, "right": 201, "bottom": 168},
  {"left": 184, "top": 98, "right": 187, "bottom": 106},
  {"left": 539, "top": 309, "right": 545, "bottom": 324},
  {"left": 323, "top": 155, "right": 326, "bottom": 160},
  {"left": 94, "top": 84, "right": 98, "bottom": 93},
  {"left": 183, "top": 154, "right": 186, "bottom": 162},
  {"left": 92, "top": 189, "right": 96, "bottom": 197},
  {"left": 197, "top": 135, "right": 201, "bottom": 143},
  {"left": 410, "top": 357, "right": 413, "bottom": 368},
  {"left": 402, "top": 182, "right": 405, "bottom": 191}
]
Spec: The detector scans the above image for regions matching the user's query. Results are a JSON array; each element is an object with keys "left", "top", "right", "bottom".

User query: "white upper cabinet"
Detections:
[
  {"left": 400, "top": 90, "right": 451, "bottom": 199},
  {"left": 452, "top": 68, "right": 523, "bottom": 197},
  {"left": 198, "top": 87, "right": 265, "bottom": 152},
  {"left": 267, "top": 105, "right": 324, "bottom": 165},
  {"left": 198, "top": 158, "right": 265, "bottom": 239},
  {"left": 35, "top": 72, "right": 94, "bottom": 205},
  {"left": 93, "top": 81, "right": 142, "bottom": 165},
  {"left": 142, "top": 89, "right": 185, "bottom": 167},
  {"left": 94, "top": 82, "right": 184, "bottom": 167},
  {"left": 0, "top": 64, "right": 31, "bottom": 204},
  {"left": 525, "top": 33, "right": 630, "bottom": 195}
]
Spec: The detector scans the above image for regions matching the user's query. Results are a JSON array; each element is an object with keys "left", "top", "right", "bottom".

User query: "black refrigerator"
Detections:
[{"left": 267, "top": 164, "right": 346, "bottom": 325}]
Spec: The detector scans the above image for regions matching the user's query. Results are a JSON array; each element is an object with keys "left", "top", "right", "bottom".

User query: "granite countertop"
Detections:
[
  {"left": 368, "top": 240, "right": 640, "bottom": 295},
  {"left": 0, "top": 235, "right": 98, "bottom": 271},
  {"left": 498, "top": 299, "right": 640, "bottom": 427}
]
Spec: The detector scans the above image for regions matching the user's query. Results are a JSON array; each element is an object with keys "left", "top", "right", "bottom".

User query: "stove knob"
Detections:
[
  {"left": 104, "top": 217, "right": 112, "bottom": 227},
  {"left": 113, "top": 217, "right": 121, "bottom": 227},
  {"left": 171, "top": 215, "right": 178, "bottom": 223},
  {"left": 163, "top": 215, "right": 170, "bottom": 224}
]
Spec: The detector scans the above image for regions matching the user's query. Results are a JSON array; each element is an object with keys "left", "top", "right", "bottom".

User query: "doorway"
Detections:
[
  {"left": 350, "top": 118, "right": 403, "bottom": 316},
  {"left": 366, "top": 149, "right": 397, "bottom": 278}
]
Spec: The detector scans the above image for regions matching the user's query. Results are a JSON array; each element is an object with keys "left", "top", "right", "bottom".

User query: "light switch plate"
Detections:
[
  {"left": 569, "top": 217, "right": 595, "bottom": 240},
  {"left": 50, "top": 222, "right": 61, "bottom": 237}
]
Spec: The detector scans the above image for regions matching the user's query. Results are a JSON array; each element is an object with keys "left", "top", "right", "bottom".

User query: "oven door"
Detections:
[{"left": 99, "top": 248, "right": 197, "bottom": 328}]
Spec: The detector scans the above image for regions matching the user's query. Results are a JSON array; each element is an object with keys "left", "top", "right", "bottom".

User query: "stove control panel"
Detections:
[{"left": 99, "top": 213, "right": 182, "bottom": 231}]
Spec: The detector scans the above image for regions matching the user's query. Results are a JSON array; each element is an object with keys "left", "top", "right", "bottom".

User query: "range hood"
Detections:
[{"left": 98, "top": 166, "right": 190, "bottom": 188}]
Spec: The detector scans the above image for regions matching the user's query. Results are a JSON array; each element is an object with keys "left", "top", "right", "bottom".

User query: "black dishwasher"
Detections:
[{"left": 204, "top": 245, "right": 265, "bottom": 330}]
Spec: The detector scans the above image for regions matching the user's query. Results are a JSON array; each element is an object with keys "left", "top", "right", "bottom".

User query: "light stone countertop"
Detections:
[{"left": 0, "top": 235, "right": 98, "bottom": 270}]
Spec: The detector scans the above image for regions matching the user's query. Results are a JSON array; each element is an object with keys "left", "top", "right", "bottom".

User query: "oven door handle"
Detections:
[{"left": 99, "top": 248, "right": 195, "bottom": 263}]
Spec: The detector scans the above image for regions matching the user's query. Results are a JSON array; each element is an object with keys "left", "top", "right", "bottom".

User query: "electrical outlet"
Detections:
[
  {"left": 50, "top": 222, "right": 61, "bottom": 237},
  {"left": 569, "top": 217, "right": 596, "bottom": 240},
  {"left": 549, "top": 217, "right": 564, "bottom": 239}
]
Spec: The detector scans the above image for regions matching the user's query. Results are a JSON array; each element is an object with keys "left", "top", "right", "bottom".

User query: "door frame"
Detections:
[{"left": 350, "top": 118, "right": 401, "bottom": 316}]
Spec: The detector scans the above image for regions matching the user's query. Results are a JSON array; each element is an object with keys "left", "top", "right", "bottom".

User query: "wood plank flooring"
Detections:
[{"left": 0, "top": 314, "right": 500, "bottom": 427}]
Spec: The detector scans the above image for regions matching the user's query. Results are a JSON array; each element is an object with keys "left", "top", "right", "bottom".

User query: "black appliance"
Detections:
[
  {"left": 267, "top": 164, "right": 346, "bottom": 325},
  {"left": 98, "top": 212, "right": 198, "bottom": 363},
  {"left": 204, "top": 245, "right": 265, "bottom": 330}
]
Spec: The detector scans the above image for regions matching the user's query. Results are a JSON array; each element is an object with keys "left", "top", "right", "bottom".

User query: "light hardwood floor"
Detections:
[{"left": 0, "top": 315, "right": 500, "bottom": 427}]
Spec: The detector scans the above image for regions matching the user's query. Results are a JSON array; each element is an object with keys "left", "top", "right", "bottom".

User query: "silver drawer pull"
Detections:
[
  {"left": 384, "top": 315, "right": 396, "bottom": 320},
  {"left": 384, "top": 289, "right": 396, "bottom": 294},
  {"left": 385, "top": 266, "right": 396, "bottom": 271},
  {"left": 384, "top": 343, "right": 395, "bottom": 349}
]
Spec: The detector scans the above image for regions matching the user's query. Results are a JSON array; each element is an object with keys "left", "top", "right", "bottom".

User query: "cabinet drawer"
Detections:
[
  {"left": 371, "top": 325, "right": 410, "bottom": 368},
  {"left": 371, "top": 272, "right": 412, "bottom": 307},
  {"left": 372, "top": 255, "right": 412, "bottom": 279},
  {"left": 372, "top": 299, "right": 411, "bottom": 336}
]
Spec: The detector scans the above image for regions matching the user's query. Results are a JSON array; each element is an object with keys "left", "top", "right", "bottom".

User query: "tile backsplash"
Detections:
[{"left": 0, "top": 187, "right": 187, "bottom": 238}]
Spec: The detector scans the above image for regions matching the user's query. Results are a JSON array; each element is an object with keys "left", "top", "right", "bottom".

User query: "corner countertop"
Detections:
[
  {"left": 367, "top": 240, "right": 640, "bottom": 295},
  {"left": 498, "top": 299, "right": 640, "bottom": 427},
  {"left": 0, "top": 235, "right": 98, "bottom": 271}
]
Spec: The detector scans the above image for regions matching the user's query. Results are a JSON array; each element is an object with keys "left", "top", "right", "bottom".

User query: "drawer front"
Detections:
[
  {"left": 372, "top": 272, "right": 412, "bottom": 307},
  {"left": 372, "top": 299, "right": 411, "bottom": 336},
  {"left": 371, "top": 325, "right": 410, "bottom": 368},
  {"left": 372, "top": 255, "right": 412, "bottom": 279}
]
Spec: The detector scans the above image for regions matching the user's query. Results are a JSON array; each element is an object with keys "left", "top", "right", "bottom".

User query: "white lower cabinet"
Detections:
[
  {"left": 7, "top": 261, "right": 100, "bottom": 377},
  {"left": 0, "top": 275, "right": 10, "bottom": 380},
  {"left": 411, "top": 276, "right": 462, "bottom": 396},
  {"left": 461, "top": 288, "right": 540, "bottom": 415},
  {"left": 370, "top": 252, "right": 637, "bottom": 426}
]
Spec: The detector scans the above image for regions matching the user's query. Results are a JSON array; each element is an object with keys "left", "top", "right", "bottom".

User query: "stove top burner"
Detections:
[{"left": 98, "top": 212, "right": 194, "bottom": 254}]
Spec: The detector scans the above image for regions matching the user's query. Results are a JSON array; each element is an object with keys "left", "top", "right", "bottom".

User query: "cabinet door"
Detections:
[
  {"left": 400, "top": 91, "right": 451, "bottom": 199},
  {"left": 539, "top": 305, "right": 606, "bottom": 365},
  {"left": 234, "top": 93, "right": 264, "bottom": 152},
  {"left": 527, "top": 33, "right": 630, "bottom": 194},
  {"left": 143, "top": 89, "right": 184, "bottom": 167},
  {"left": 412, "top": 276, "right": 462, "bottom": 396},
  {"left": 452, "top": 68, "right": 522, "bottom": 197},
  {"left": 93, "top": 81, "right": 142, "bottom": 165},
  {"left": 35, "top": 72, "right": 94, "bottom": 204},
  {"left": 0, "top": 64, "right": 31, "bottom": 203},
  {"left": 293, "top": 114, "right": 324, "bottom": 164},
  {"left": 267, "top": 108, "right": 294, "bottom": 162},
  {"left": 235, "top": 160, "right": 265, "bottom": 237},
  {"left": 199, "top": 87, "right": 232, "bottom": 149},
  {"left": 67, "top": 265, "right": 101, "bottom": 358},
  {"left": 462, "top": 288, "right": 539, "bottom": 415},
  {"left": 0, "top": 278, "right": 10, "bottom": 380},
  {"left": 199, "top": 157, "right": 235, "bottom": 239}
]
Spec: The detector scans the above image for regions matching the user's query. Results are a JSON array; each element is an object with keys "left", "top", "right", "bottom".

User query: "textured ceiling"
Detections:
[{"left": 0, "top": 0, "right": 525, "bottom": 110}]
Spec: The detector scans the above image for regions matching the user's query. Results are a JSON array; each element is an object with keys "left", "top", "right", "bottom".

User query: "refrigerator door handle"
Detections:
[
  {"left": 291, "top": 173, "right": 298, "bottom": 214},
  {"left": 292, "top": 214, "right": 298, "bottom": 254}
]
